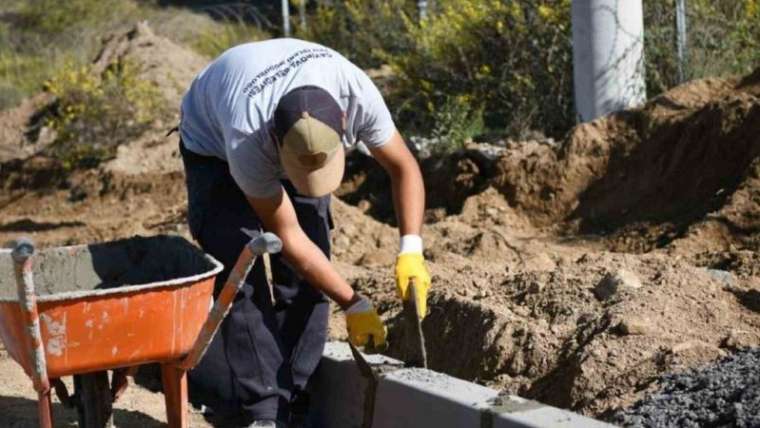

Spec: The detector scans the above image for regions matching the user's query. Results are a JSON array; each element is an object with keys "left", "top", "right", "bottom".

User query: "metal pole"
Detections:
[
  {"left": 282, "top": 0, "right": 291, "bottom": 37},
  {"left": 299, "top": 0, "right": 307, "bottom": 31},
  {"left": 418, "top": 0, "right": 428, "bottom": 21},
  {"left": 675, "top": 0, "right": 688, "bottom": 83}
]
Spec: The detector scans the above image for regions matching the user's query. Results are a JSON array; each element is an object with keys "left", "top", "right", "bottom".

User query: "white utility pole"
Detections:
[{"left": 571, "top": 0, "right": 646, "bottom": 122}]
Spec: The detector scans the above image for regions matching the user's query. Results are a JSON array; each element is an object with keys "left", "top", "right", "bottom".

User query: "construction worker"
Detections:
[{"left": 178, "top": 38, "right": 431, "bottom": 427}]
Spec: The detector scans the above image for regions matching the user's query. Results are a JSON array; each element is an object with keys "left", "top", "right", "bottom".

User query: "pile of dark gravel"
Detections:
[{"left": 614, "top": 348, "right": 760, "bottom": 428}]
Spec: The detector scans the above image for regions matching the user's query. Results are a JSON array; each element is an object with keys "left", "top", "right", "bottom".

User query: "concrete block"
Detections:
[
  {"left": 372, "top": 368, "right": 498, "bottom": 427},
  {"left": 308, "top": 342, "right": 616, "bottom": 428},
  {"left": 485, "top": 395, "right": 615, "bottom": 428},
  {"left": 308, "top": 342, "right": 403, "bottom": 428}
]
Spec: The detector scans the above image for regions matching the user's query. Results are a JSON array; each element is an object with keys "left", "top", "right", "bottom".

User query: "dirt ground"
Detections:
[{"left": 1, "top": 24, "right": 760, "bottom": 426}]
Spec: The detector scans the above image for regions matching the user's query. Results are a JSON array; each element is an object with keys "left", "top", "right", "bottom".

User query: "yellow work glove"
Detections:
[
  {"left": 395, "top": 252, "right": 431, "bottom": 319},
  {"left": 345, "top": 296, "right": 387, "bottom": 351}
]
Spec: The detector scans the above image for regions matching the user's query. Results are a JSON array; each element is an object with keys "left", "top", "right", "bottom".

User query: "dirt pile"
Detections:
[
  {"left": 96, "top": 22, "right": 208, "bottom": 176},
  {"left": 340, "top": 72, "right": 760, "bottom": 254},
  {"left": 496, "top": 74, "right": 760, "bottom": 254},
  {"left": 332, "top": 69, "right": 760, "bottom": 420},
  {"left": 91, "top": 21, "right": 207, "bottom": 111},
  {"left": 0, "top": 22, "right": 205, "bottom": 247}
]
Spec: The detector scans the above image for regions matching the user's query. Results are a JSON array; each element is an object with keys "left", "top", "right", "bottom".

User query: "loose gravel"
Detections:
[{"left": 614, "top": 348, "right": 760, "bottom": 428}]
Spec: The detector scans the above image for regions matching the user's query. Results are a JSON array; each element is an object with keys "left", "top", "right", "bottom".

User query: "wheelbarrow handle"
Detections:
[
  {"left": 179, "top": 232, "right": 282, "bottom": 370},
  {"left": 11, "top": 239, "right": 51, "bottom": 394}
]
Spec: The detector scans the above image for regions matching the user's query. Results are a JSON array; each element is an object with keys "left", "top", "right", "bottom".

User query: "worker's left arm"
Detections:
[{"left": 370, "top": 131, "right": 431, "bottom": 318}]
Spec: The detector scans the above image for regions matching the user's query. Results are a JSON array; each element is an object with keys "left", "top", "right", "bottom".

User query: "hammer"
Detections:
[{"left": 180, "top": 231, "right": 282, "bottom": 369}]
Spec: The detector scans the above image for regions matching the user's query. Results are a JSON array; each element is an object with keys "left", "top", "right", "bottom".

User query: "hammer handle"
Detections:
[{"left": 180, "top": 244, "right": 257, "bottom": 369}]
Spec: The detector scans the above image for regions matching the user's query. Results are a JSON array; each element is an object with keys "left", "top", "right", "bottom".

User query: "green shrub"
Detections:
[
  {"left": 383, "top": 0, "right": 574, "bottom": 138},
  {"left": 297, "top": 0, "right": 414, "bottom": 69},
  {"left": 0, "top": 0, "right": 146, "bottom": 111},
  {"left": 16, "top": 0, "right": 139, "bottom": 36},
  {"left": 0, "top": 52, "right": 51, "bottom": 109},
  {"left": 643, "top": 0, "right": 760, "bottom": 94},
  {"left": 192, "top": 19, "right": 271, "bottom": 59},
  {"left": 43, "top": 60, "right": 169, "bottom": 169},
  {"left": 429, "top": 96, "right": 485, "bottom": 153},
  {"left": 302, "top": 0, "right": 574, "bottom": 139},
  {"left": 0, "top": 0, "right": 271, "bottom": 112},
  {"left": 303, "top": 0, "right": 760, "bottom": 142}
]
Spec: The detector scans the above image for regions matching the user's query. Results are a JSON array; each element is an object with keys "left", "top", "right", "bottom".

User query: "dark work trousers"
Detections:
[{"left": 179, "top": 140, "right": 331, "bottom": 423}]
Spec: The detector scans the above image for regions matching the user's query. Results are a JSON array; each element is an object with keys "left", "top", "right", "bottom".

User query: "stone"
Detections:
[
  {"left": 706, "top": 269, "right": 736, "bottom": 287},
  {"left": 357, "top": 251, "right": 394, "bottom": 267},
  {"left": 721, "top": 329, "right": 756, "bottom": 351},
  {"left": 593, "top": 269, "right": 642, "bottom": 300},
  {"left": 617, "top": 317, "right": 652, "bottom": 335},
  {"left": 527, "top": 281, "right": 544, "bottom": 294}
]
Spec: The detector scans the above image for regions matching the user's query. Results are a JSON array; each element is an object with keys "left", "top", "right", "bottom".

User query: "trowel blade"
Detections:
[
  {"left": 348, "top": 342, "right": 378, "bottom": 428},
  {"left": 349, "top": 342, "right": 377, "bottom": 381},
  {"left": 402, "top": 280, "right": 428, "bottom": 368}
]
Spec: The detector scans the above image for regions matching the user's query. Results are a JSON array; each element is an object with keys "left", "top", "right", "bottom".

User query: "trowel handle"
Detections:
[{"left": 180, "top": 233, "right": 282, "bottom": 369}]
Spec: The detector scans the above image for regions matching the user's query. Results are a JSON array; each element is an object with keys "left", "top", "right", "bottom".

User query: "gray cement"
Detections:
[
  {"left": 614, "top": 348, "right": 760, "bottom": 427},
  {"left": 0, "top": 235, "right": 221, "bottom": 302}
]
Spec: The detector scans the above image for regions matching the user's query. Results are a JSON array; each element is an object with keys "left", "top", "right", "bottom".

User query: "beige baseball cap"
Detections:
[{"left": 274, "top": 86, "right": 345, "bottom": 197}]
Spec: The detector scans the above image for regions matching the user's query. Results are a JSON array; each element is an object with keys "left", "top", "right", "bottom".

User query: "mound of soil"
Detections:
[
  {"left": 341, "top": 72, "right": 760, "bottom": 255},
  {"left": 92, "top": 21, "right": 208, "bottom": 110}
]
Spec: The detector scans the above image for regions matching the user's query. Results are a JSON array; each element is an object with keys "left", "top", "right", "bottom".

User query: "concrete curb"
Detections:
[{"left": 308, "top": 342, "right": 615, "bottom": 428}]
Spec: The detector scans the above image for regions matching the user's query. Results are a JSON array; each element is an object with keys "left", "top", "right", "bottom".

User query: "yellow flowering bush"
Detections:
[
  {"left": 302, "top": 0, "right": 759, "bottom": 146},
  {"left": 384, "top": 0, "right": 574, "bottom": 140},
  {"left": 43, "top": 60, "right": 168, "bottom": 169},
  {"left": 298, "top": 0, "right": 413, "bottom": 68}
]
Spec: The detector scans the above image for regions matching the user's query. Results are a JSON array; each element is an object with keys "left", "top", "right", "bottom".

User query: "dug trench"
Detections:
[
  {"left": 331, "top": 67, "right": 760, "bottom": 420},
  {"left": 1, "top": 24, "right": 760, "bottom": 425}
]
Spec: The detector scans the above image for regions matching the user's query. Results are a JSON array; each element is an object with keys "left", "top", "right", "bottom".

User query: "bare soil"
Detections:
[{"left": 1, "top": 24, "right": 760, "bottom": 426}]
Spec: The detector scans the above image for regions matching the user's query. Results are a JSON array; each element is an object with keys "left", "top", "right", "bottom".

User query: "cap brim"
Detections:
[{"left": 281, "top": 144, "right": 345, "bottom": 197}]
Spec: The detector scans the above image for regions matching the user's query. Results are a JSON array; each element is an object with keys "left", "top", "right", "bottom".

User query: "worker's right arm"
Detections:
[
  {"left": 247, "top": 189, "right": 354, "bottom": 306},
  {"left": 246, "top": 190, "right": 387, "bottom": 348}
]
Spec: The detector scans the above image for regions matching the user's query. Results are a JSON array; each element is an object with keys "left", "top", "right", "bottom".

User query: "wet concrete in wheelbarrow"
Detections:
[{"left": 0, "top": 235, "right": 219, "bottom": 301}]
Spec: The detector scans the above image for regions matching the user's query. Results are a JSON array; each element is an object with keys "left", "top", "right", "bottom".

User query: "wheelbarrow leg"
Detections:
[
  {"left": 37, "top": 390, "right": 53, "bottom": 428},
  {"left": 161, "top": 364, "right": 188, "bottom": 428}
]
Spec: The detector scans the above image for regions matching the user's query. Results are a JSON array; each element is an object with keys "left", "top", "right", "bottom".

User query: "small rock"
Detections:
[
  {"left": 617, "top": 317, "right": 652, "bottom": 335},
  {"left": 357, "top": 200, "right": 371, "bottom": 212},
  {"left": 334, "top": 235, "right": 350, "bottom": 249},
  {"left": 527, "top": 281, "right": 544, "bottom": 294},
  {"left": 706, "top": 269, "right": 736, "bottom": 287},
  {"left": 721, "top": 329, "right": 756, "bottom": 351},
  {"left": 357, "top": 251, "right": 394, "bottom": 267},
  {"left": 594, "top": 269, "right": 643, "bottom": 301}
]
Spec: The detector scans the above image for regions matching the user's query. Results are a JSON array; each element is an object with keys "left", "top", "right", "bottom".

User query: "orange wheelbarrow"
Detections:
[{"left": 0, "top": 232, "right": 281, "bottom": 427}]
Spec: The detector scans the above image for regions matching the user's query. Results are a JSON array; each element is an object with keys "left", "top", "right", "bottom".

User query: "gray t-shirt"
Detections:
[{"left": 179, "top": 38, "right": 396, "bottom": 198}]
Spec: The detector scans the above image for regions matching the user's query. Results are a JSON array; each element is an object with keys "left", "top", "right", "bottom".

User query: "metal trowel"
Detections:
[
  {"left": 349, "top": 342, "right": 379, "bottom": 428},
  {"left": 402, "top": 278, "right": 428, "bottom": 368}
]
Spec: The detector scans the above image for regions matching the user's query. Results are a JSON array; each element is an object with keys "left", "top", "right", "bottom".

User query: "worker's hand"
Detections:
[
  {"left": 395, "top": 252, "right": 431, "bottom": 319},
  {"left": 344, "top": 295, "right": 387, "bottom": 351}
]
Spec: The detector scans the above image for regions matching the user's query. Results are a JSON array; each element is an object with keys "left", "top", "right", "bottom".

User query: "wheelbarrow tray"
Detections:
[{"left": 0, "top": 235, "right": 223, "bottom": 379}]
